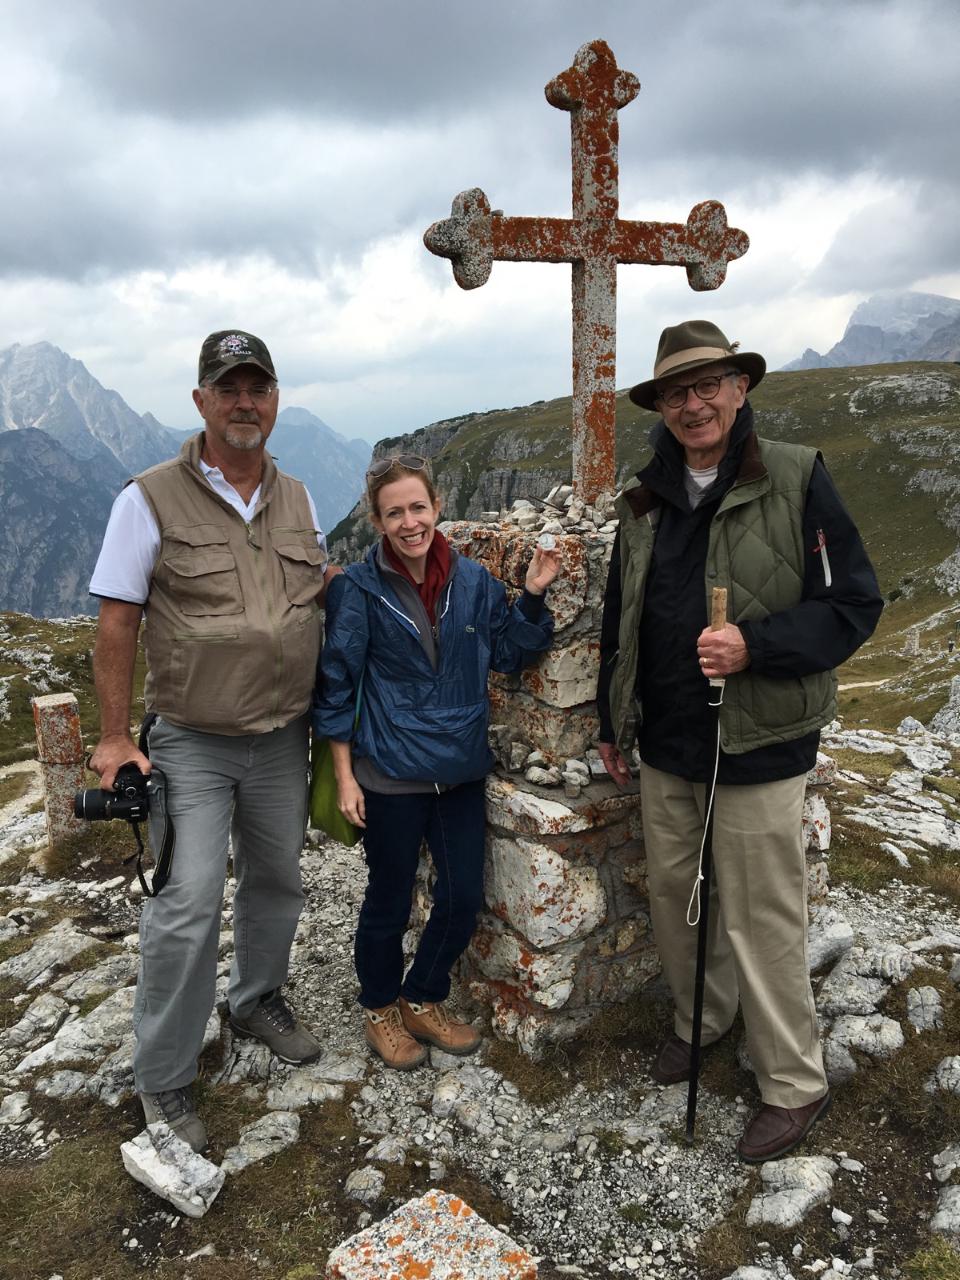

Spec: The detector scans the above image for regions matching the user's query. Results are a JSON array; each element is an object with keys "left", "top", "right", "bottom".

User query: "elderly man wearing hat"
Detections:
[
  {"left": 596, "top": 320, "right": 882, "bottom": 1162},
  {"left": 88, "top": 331, "right": 338, "bottom": 1151}
]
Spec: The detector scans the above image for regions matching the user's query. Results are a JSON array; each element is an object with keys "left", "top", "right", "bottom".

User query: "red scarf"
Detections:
[{"left": 382, "top": 527, "right": 451, "bottom": 626}]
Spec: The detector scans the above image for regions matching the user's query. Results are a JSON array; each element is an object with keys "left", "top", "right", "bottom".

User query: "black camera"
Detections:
[{"left": 74, "top": 763, "right": 153, "bottom": 822}]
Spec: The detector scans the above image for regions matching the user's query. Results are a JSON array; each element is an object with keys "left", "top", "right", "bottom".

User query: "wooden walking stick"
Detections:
[{"left": 685, "top": 586, "right": 727, "bottom": 1143}]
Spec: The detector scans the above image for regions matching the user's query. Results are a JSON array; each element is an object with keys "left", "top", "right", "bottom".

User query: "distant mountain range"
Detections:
[
  {"left": 782, "top": 290, "right": 960, "bottom": 370},
  {"left": 0, "top": 342, "right": 370, "bottom": 617}
]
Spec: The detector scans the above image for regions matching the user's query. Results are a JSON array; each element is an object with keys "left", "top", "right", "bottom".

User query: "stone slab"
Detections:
[{"left": 325, "top": 1188, "right": 537, "bottom": 1278}]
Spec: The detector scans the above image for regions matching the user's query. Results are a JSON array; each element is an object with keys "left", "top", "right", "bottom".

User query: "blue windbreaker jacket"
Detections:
[{"left": 313, "top": 547, "right": 554, "bottom": 786}]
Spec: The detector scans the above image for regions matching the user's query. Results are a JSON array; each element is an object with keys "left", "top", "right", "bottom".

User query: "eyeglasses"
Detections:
[
  {"left": 366, "top": 454, "right": 430, "bottom": 479},
  {"left": 206, "top": 382, "right": 277, "bottom": 403},
  {"left": 656, "top": 370, "right": 738, "bottom": 410}
]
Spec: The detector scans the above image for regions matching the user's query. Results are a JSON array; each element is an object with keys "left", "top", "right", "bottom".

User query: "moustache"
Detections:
[{"left": 230, "top": 412, "right": 259, "bottom": 424}]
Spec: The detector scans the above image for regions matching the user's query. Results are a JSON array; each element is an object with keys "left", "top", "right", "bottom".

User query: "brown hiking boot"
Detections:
[
  {"left": 364, "top": 1003, "right": 428, "bottom": 1070},
  {"left": 399, "top": 996, "right": 482, "bottom": 1056},
  {"left": 737, "top": 1091, "right": 832, "bottom": 1163}
]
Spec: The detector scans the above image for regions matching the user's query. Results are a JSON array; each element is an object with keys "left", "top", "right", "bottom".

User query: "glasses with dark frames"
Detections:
[
  {"left": 366, "top": 454, "right": 430, "bottom": 478},
  {"left": 656, "top": 370, "right": 739, "bottom": 410}
]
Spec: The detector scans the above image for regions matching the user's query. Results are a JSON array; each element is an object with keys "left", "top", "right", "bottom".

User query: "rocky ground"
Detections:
[{"left": 0, "top": 721, "right": 958, "bottom": 1280}]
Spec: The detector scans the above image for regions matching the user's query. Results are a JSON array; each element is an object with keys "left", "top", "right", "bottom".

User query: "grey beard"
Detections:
[{"left": 224, "top": 424, "right": 263, "bottom": 451}]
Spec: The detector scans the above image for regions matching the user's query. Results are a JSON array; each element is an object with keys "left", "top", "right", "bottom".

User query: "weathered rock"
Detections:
[
  {"left": 933, "top": 1144, "right": 960, "bottom": 1183},
  {"left": 744, "top": 1156, "right": 837, "bottom": 1229},
  {"left": 15, "top": 987, "right": 136, "bottom": 1072},
  {"left": 829, "top": 1013, "right": 905, "bottom": 1060},
  {"left": 0, "top": 918, "right": 97, "bottom": 988},
  {"left": 52, "top": 952, "right": 138, "bottom": 1001},
  {"left": 120, "top": 1124, "right": 224, "bottom": 1217},
  {"left": 220, "top": 1111, "right": 300, "bottom": 1175},
  {"left": 325, "top": 1188, "right": 537, "bottom": 1279},
  {"left": 343, "top": 1165, "right": 385, "bottom": 1206},
  {"left": 803, "top": 790, "right": 831, "bottom": 851},
  {"left": 808, "top": 907, "right": 855, "bottom": 973},
  {"left": 906, "top": 985, "right": 944, "bottom": 1032},
  {"left": 0, "top": 1091, "right": 31, "bottom": 1125},
  {"left": 2, "top": 991, "right": 69, "bottom": 1049},
  {"left": 485, "top": 835, "right": 606, "bottom": 948},
  {"left": 367, "top": 1135, "right": 406, "bottom": 1163},
  {"left": 931, "top": 1185, "right": 960, "bottom": 1236},
  {"left": 926, "top": 1055, "right": 960, "bottom": 1095},
  {"left": 34, "top": 1070, "right": 88, "bottom": 1100}
]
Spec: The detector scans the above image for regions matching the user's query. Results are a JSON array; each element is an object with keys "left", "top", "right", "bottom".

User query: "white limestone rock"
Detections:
[
  {"left": 34, "top": 1070, "right": 88, "bottom": 1100},
  {"left": 902, "top": 740, "right": 951, "bottom": 771},
  {"left": 828, "top": 1013, "right": 904, "bottom": 1060},
  {"left": 933, "top": 1144, "right": 960, "bottom": 1183},
  {"left": 926, "top": 1056, "right": 960, "bottom": 1096},
  {"left": 879, "top": 841, "right": 911, "bottom": 868},
  {"left": 266, "top": 1074, "right": 344, "bottom": 1111},
  {"left": 3, "top": 991, "right": 70, "bottom": 1049},
  {"left": 816, "top": 968, "right": 885, "bottom": 1018},
  {"left": 745, "top": 1156, "right": 837, "bottom": 1228},
  {"left": 896, "top": 716, "right": 926, "bottom": 735},
  {"left": 120, "top": 1124, "right": 224, "bottom": 1217},
  {"left": 931, "top": 1185, "right": 960, "bottom": 1236},
  {"left": 486, "top": 775, "right": 591, "bottom": 835},
  {"left": 0, "top": 918, "right": 97, "bottom": 988},
  {"left": 0, "top": 1091, "right": 31, "bottom": 1126},
  {"left": 51, "top": 952, "right": 138, "bottom": 1001},
  {"left": 906, "top": 985, "right": 944, "bottom": 1032},
  {"left": 367, "top": 1135, "right": 406, "bottom": 1163},
  {"left": 220, "top": 1110, "right": 300, "bottom": 1175},
  {"left": 485, "top": 834, "right": 607, "bottom": 947},
  {"left": 15, "top": 987, "right": 137, "bottom": 1073},
  {"left": 343, "top": 1165, "right": 385, "bottom": 1205},
  {"left": 803, "top": 790, "right": 831, "bottom": 851},
  {"left": 808, "top": 907, "right": 855, "bottom": 974}
]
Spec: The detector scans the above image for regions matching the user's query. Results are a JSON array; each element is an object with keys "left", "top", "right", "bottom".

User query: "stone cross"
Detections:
[{"left": 424, "top": 39, "right": 749, "bottom": 502}]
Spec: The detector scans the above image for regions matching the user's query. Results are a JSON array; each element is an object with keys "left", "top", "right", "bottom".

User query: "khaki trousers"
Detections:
[{"left": 640, "top": 762, "right": 827, "bottom": 1108}]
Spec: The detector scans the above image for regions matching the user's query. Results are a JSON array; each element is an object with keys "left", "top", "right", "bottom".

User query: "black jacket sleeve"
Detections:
[
  {"left": 596, "top": 529, "right": 623, "bottom": 743},
  {"left": 738, "top": 457, "right": 883, "bottom": 676}
]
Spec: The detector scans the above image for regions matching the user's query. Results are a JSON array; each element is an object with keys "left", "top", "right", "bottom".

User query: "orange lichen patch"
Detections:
[
  {"left": 400, "top": 1262, "right": 434, "bottom": 1279},
  {"left": 423, "top": 38, "right": 748, "bottom": 502}
]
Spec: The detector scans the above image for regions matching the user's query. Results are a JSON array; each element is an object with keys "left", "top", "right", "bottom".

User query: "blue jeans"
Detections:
[{"left": 355, "top": 779, "right": 486, "bottom": 1009}]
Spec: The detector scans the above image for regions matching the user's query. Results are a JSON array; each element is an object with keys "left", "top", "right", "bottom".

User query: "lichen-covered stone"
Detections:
[
  {"left": 325, "top": 1188, "right": 537, "bottom": 1278},
  {"left": 485, "top": 835, "right": 606, "bottom": 948}
]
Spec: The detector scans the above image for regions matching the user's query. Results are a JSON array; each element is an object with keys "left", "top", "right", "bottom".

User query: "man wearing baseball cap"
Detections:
[
  {"left": 89, "top": 330, "right": 337, "bottom": 1151},
  {"left": 596, "top": 320, "right": 882, "bottom": 1161}
]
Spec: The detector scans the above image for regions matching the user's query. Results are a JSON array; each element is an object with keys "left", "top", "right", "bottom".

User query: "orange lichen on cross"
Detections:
[{"left": 424, "top": 39, "right": 749, "bottom": 502}]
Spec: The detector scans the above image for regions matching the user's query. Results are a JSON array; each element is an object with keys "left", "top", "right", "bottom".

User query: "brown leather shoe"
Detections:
[
  {"left": 364, "top": 1003, "right": 428, "bottom": 1070},
  {"left": 650, "top": 1026, "right": 734, "bottom": 1085},
  {"left": 399, "top": 996, "right": 482, "bottom": 1056},
  {"left": 737, "top": 1092, "right": 832, "bottom": 1163},
  {"left": 651, "top": 1034, "right": 693, "bottom": 1084}
]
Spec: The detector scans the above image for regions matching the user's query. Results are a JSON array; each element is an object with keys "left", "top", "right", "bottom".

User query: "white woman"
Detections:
[{"left": 313, "top": 456, "right": 559, "bottom": 1068}]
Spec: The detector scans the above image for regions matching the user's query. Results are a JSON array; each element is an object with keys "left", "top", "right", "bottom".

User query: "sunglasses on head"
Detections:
[{"left": 366, "top": 454, "right": 430, "bottom": 479}]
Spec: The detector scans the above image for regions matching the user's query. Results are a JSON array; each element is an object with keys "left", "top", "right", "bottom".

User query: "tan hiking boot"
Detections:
[
  {"left": 364, "top": 1002, "right": 428, "bottom": 1070},
  {"left": 399, "top": 996, "right": 482, "bottom": 1056}
]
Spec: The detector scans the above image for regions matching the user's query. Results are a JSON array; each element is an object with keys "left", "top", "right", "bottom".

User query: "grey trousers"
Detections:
[
  {"left": 640, "top": 762, "right": 828, "bottom": 1109},
  {"left": 133, "top": 713, "right": 309, "bottom": 1092}
]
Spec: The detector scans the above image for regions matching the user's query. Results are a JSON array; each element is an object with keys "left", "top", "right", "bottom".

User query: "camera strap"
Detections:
[{"left": 127, "top": 714, "right": 175, "bottom": 898}]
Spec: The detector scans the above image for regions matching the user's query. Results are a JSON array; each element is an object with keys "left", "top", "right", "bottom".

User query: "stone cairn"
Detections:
[{"left": 408, "top": 489, "right": 837, "bottom": 1058}]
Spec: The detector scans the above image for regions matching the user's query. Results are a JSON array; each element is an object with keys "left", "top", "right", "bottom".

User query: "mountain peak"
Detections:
[{"left": 782, "top": 290, "right": 960, "bottom": 370}]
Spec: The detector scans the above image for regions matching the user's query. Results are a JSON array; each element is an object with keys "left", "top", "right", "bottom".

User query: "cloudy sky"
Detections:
[{"left": 2, "top": 0, "right": 958, "bottom": 443}]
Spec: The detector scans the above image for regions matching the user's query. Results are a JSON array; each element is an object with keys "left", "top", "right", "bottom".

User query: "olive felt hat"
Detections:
[{"left": 628, "top": 319, "right": 765, "bottom": 411}]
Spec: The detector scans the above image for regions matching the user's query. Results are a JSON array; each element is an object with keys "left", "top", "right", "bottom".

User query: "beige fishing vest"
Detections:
[{"left": 134, "top": 433, "right": 326, "bottom": 735}]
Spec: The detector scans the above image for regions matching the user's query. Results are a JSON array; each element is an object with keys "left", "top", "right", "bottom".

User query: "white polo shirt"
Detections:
[{"left": 90, "top": 458, "right": 327, "bottom": 605}]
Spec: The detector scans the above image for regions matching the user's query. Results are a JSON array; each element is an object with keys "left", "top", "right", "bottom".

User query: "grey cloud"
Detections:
[{"left": 810, "top": 184, "right": 960, "bottom": 294}]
